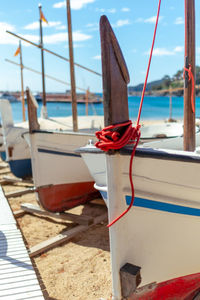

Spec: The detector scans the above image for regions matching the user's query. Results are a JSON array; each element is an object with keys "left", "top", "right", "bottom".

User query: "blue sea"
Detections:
[{"left": 9, "top": 95, "right": 200, "bottom": 123}]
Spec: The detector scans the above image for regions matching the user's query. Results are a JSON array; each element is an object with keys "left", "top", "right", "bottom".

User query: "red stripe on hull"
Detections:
[
  {"left": 37, "top": 181, "right": 100, "bottom": 212},
  {"left": 130, "top": 273, "right": 200, "bottom": 300}
]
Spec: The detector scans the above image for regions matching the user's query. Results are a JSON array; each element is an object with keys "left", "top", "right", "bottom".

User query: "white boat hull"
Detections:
[
  {"left": 79, "top": 142, "right": 200, "bottom": 299},
  {"left": 25, "top": 131, "right": 99, "bottom": 212}
]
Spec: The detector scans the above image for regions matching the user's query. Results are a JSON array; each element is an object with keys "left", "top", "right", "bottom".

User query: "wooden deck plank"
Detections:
[
  {"left": 0, "top": 256, "right": 30, "bottom": 266},
  {"left": 0, "top": 279, "right": 40, "bottom": 291},
  {"left": 0, "top": 188, "right": 16, "bottom": 226},
  {"left": 0, "top": 273, "right": 37, "bottom": 285},
  {"left": 0, "top": 269, "right": 37, "bottom": 280},
  {"left": 0, "top": 185, "right": 45, "bottom": 299},
  {"left": 0, "top": 288, "right": 44, "bottom": 298}
]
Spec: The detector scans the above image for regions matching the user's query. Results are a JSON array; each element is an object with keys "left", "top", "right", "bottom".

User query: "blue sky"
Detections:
[{"left": 1, "top": 0, "right": 200, "bottom": 93}]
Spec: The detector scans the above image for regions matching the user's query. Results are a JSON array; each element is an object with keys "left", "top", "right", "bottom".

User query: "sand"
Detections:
[{"left": 1, "top": 167, "right": 112, "bottom": 300}]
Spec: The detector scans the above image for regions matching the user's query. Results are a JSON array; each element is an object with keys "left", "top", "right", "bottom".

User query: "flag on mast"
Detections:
[
  {"left": 40, "top": 9, "right": 48, "bottom": 24},
  {"left": 14, "top": 46, "right": 20, "bottom": 57}
]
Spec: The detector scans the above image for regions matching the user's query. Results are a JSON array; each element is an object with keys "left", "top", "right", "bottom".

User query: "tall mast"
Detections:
[
  {"left": 184, "top": 0, "right": 195, "bottom": 151},
  {"left": 19, "top": 41, "right": 25, "bottom": 121},
  {"left": 39, "top": 4, "right": 47, "bottom": 118},
  {"left": 66, "top": 0, "right": 78, "bottom": 132}
]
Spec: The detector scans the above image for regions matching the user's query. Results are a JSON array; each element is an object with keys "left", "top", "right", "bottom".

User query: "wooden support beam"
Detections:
[
  {"left": 13, "top": 209, "right": 26, "bottom": 218},
  {"left": 29, "top": 212, "right": 107, "bottom": 257},
  {"left": 0, "top": 170, "right": 11, "bottom": 175},
  {"left": 21, "top": 203, "right": 94, "bottom": 225},
  {"left": 120, "top": 263, "right": 141, "bottom": 298},
  {"left": 0, "top": 162, "right": 8, "bottom": 169},
  {"left": 5, "top": 188, "right": 35, "bottom": 199},
  {"left": 2, "top": 176, "right": 33, "bottom": 185}
]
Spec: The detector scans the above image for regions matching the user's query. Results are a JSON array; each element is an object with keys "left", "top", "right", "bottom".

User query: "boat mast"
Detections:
[
  {"left": 184, "top": 0, "right": 195, "bottom": 151},
  {"left": 38, "top": 4, "right": 47, "bottom": 118},
  {"left": 19, "top": 41, "right": 26, "bottom": 121},
  {"left": 66, "top": 0, "right": 78, "bottom": 132}
]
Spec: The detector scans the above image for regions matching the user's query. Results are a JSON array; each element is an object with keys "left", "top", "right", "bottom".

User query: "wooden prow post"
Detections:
[
  {"left": 184, "top": 0, "right": 195, "bottom": 151},
  {"left": 19, "top": 41, "right": 26, "bottom": 121},
  {"left": 100, "top": 15, "right": 130, "bottom": 127},
  {"left": 100, "top": 16, "right": 141, "bottom": 297},
  {"left": 26, "top": 87, "right": 40, "bottom": 133}
]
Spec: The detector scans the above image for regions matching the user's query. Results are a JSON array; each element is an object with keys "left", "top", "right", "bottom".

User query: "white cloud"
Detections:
[
  {"left": 197, "top": 47, "right": 200, "bottom": 54},
  {"left": 93, "top": 55, "right": 101, "bottom": 60},
  {"left": 121, "top": 7, "right": 130, "bottom": 12},
  {"left": 86, "top": 22, "right": 98, "bottom": 28},
  {"left": 174, "top": 17, "right": 184, "bottom": 25},
  {"left": 144, "top": 16, "right": 163, "bottom": 24},
  {"left": 174, "top": 46, "right": 183, "bottom": 53},
  {"left": 108, "top": 8, "right": 116, "bottom": 14},
  {"left": 53, "top": 0, "right": 95, "bottom": 10},
  {"left": 113, "top": 19, "right": 131, "bottom": 28},
  {"left": 44, "top": 31, "right": 92, "bottom": 44},
  {"left": 5, "top": 31, "right": 92, "bottom": 46},
  {"left": 96, "top": 8, "right": 116, "bottom": 14},
  {"left": 86, "top": 22, "right": 98, "bottom": 31},
  {"left": 0, "top": 22, "right": 19, "bottom": 45},
  {"left": 24, "top": 21, "right": 62, "bottom": 30},
  {"left": 145, "top": 46, "right": 183, "bottom": 56},
  {"left": 152, "top": 48, "right": 174, "bottom": 56},
  {"left": 136, "top": 16, "right": 163, "bottom": 24},
  {"left": 56, "top": 25, "right": 67, "bottom": 30}
]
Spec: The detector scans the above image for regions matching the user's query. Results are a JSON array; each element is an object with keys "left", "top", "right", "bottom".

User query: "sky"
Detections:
[{"left": 0, "top": 0, "right": 200, "bottom": 93}]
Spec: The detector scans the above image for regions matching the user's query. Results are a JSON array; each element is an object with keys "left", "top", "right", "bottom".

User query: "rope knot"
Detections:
[
  {"left": 95, "top": 120, "right": 140, "bottom": 152},
  {"left": 183, "top": 64, "right": 195, "bottom": 113}
]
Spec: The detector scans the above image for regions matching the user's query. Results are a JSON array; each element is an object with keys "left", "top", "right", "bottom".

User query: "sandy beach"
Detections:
[{"left": 1, "top": 165, "right": 111, "bottom": 300}]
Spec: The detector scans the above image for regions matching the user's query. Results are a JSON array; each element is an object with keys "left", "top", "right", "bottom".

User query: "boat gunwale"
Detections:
[
  {"left": 76, "top": 144, "right": 200, "bottom": 164},
  {"left": 22, "top": 129, "right": 95, "bottom": 138}
]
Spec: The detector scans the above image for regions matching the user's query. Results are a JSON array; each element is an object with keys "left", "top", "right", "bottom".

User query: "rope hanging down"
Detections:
[{"left": 95, "top": 0, "right": 162, "bottom": 227}]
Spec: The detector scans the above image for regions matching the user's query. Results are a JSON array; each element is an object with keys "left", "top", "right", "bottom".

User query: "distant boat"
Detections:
[{"left": 0, "top": 92, "right": 18, "bottom": 102}]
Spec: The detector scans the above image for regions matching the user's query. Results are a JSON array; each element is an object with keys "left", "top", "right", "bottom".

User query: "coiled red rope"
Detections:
[
  {"left": 96, "top": 0, "right": 162, "bottom": 227},
  {"left": 183, "top": 66, "right": 195, "bottom": 113}
]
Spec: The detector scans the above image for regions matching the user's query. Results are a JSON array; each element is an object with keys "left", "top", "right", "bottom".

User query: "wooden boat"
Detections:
[
  {"left": 23, "top": 89, "right": 100, "bottom": 212},
  {"left": 77, "top": 4, "right": 200, "bottom": 298},
  {"left": 0, "top": 99, "right": 101, "bottom": 179}
]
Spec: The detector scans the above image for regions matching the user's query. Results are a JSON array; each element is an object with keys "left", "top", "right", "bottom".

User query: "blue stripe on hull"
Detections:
[
  {"left": 99, "top": 190, "right": 200, "bottom": 217},
  {"left": 9, "top": 159, "right": 32, "bottom": 179},
  {"left": 126, "top": 196, "right": 200, "bottom": 217}
]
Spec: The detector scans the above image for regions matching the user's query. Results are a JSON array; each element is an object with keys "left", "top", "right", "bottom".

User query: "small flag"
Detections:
[
  {"left": 14, "top": 46, "right": 20, "bottom": 57},
  {"left": 40, "top": 10, "right": 48, "bottom": 24}
]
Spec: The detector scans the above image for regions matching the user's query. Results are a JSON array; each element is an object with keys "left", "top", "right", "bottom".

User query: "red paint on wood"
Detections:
[
  {"left": 37, "top": 181, "right": 100, "bottom": 212},
  {"left": 130, "top": 273, "right": 200, "bottom": 300}
]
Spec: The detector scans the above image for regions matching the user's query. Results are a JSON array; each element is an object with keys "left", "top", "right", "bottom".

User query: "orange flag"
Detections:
[
  {"left": 14, "top": 46, "right": 20, "bottom": 57},
  {"left": 40, "top": 10, "right": 48, "bottom": 24}
]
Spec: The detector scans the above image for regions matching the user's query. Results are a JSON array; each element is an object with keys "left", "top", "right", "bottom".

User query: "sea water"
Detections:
[{"left": 9, "top": 95, "right": 200, "bottom": 123}]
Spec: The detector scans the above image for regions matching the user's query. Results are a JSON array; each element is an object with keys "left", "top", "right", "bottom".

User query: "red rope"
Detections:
[
  {"left": 136, "top": 0, "right": 162, "bottom": 127},
  {"left": 183, "top": 65, "right": 195, "bottom": 113},
  {"left": 95, "top": 121, "right": 139, "bottom": 151},
  {"left": 96, "top": 0, "right": 162, "bottom": 227}
]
